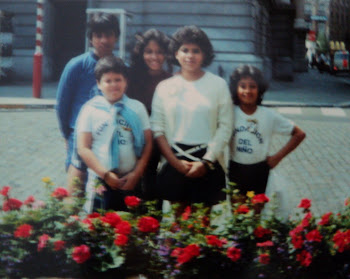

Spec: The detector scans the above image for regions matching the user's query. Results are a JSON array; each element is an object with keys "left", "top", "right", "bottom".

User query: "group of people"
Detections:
[{"left": 56, "top": 12, "right": 306, "bottom": 217}]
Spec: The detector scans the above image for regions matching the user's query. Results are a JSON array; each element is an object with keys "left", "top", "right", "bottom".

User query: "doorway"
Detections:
[{"left": 51, "top": 0, "right": 87, "bottom": 79}]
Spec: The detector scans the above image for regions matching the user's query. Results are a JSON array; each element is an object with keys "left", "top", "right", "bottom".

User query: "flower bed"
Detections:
[{"left": 0, "top": 179, "right": 349, "bottom": 279}]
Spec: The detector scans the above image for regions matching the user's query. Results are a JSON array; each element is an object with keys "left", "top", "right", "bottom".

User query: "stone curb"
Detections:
[{"left": 0, "top": 102, "right": 349, "bottom": 110}]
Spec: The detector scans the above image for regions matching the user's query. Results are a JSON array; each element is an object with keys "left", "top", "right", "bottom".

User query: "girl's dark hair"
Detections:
[
  {"left": 94, "top": 55, "right": 128, "bottom": 81},
  {"left": 87, "top": 12, "right": 120, "bottom": 39},
  {"left": 129, "top": 28, "right": 171, "bottom": 80},
  {"left": 169, "top": 25, "right": 215, "bottom": 67},
  {"left": 229, "top": 65, "right": 269, "bottom": 105}
]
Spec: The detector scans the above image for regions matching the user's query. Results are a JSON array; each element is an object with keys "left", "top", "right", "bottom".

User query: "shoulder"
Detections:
[
  {"left": 155, "top": 74, "right": 181, "bottom": 95},
  {"left": 124, "top": 96, "right": 148, "bottom": 113},
  {"left": 203, "top": 71, "right": 227, "bottom": 85},
  {"left": 66, "top": 52, "right": 96, "bottom": 70}
]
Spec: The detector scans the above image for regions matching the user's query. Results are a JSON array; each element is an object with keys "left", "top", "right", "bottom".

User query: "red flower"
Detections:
[
  {"left": 306, "top": 229, "right": 323, "bottom": 242},
  {"left": 298, "top": 198, "right": 311, "bottom": 209},
  {"left": 236, "top": 204, "right": 250, "bottom": 214},
  {"left": 227, "top": 247, "right": 241, "bottom": 262},
  {"left": 87, "top": 212, "right": 100, "bottom": 218},
  {"left": 114, "top": 234, "right": 129, "bottom": 246},
  {"left": 171, "top": 247, "right": 183, "bottom": 258},
  {"left": 51, "top": 187, "right": 69, "bottom": 200},
  {"left": 3, "top": 198, "right": 23, "bottom": 211},
  {"left": 54, "top": 240, "right": 66, "bottom": 251},
  {"left": 177, "top": 244, "right": 200, "bottom": 264},
  {"left": 291, "top": 235, "right": 304, "bottom": 249},
  {"left": 181, "top": 206, "right": 191, "bottom": 221},
  {"left": 259, "top": 253, "right": 270, "bottom": 265},
  {"left": 296, "top": 250, "right": 312, "bottom": 267},
  {"left": 0, "top": 186, "right": 11, "bottom": 196},
  {"left": 252, "top": 194, "right": 269, "bottom": 204},
  {"left": 206, "top": 235, "right": 225, "bottom": 247},
  {"left": 318, "top": 212, "right": 332, "bottom": 226},
  {"left": 333, "top": 230, "right": 350, "bottom": 253},
  {"left": 254, "top": 226, "right": 272, "bottom": 238},
  {"left": 115, "top": 220, "right": 132, "bottom": 235},
  {"left": 37, "top": 234, "right": 50, "bottom": 251},
  {"left": 100, "top": 212, "right": 122, "bottom": 227},
  {"left": 124, "top": 196, "right": 141, "bottom": 208},
  {"left": 14, "top": 224, "right": 33, "bottom": 238},
  {"left": 23, "top": 195, "right": 35, "bottom": 206},
  {"left": 72, "top": 245, "right": 91, "bottom": 264},
  {"left": 289, "top": 225, "right": 304, "bottom": 237},
  {"left": 137, "top": 216, "right": 159, "bottom": 233},
  {"left": 257, "top": 241, "right": 274, "bottom": 247},
  {"left": 344, "top": 198, "right": 350, "bottom": 206}
]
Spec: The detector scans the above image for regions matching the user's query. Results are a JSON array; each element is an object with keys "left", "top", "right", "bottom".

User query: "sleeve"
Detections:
[
  {"left": 150, "top": 84, "right": 166, "bottom": 138},
  {"left": 203, "top": 79, "right": 234, "bottom": 162},
  {"left": 55, "top": 59, "right": 80, "bottom": 139},
  {"left": 136, "top": 102, "right": 151, "bottom": 130},
  {"left": 76, "top": 105, "right": 93, "bottom": 134},
  {"left": 272, "top": 110, "right": 295, "bottom": 136}
]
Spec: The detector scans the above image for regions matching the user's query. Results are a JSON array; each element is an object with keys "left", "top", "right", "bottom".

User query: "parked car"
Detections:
[{"left": 330, "top": 50, "right": 349, "bottom": 75}]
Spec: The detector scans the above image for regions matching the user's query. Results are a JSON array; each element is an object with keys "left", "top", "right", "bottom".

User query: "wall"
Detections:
[{"left": 92, "top": 0, "right": 272, "bottom": 80}]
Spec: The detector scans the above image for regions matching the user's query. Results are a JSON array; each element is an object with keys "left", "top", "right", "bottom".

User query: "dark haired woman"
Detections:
[
  {"left": 127, "top": 29, "right": 172, "bottom": 205},
  {"left": 151, "top": 25, "right": 234, "bottom": 217}
]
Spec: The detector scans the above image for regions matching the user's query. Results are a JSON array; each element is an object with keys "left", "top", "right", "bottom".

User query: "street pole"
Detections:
[{"left": 32, "top": 0, "right": 44, "bottom": 98}]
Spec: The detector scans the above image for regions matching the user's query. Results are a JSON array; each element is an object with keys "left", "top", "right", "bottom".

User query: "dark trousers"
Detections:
[{"left": 228, "top": 160, "right": 270, "bottom": 195}]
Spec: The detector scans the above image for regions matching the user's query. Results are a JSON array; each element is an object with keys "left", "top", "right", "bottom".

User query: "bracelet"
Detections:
[{"left": 201, "top": 159, "right": 216, "bottom": 171}]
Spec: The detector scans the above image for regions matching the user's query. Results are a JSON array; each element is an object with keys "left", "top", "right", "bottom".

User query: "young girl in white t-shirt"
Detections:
[{"left": 229, "top": 65, "right": 306, "bottom": 196}]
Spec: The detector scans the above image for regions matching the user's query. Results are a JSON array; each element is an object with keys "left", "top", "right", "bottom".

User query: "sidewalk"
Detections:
[
  {"left": 1, "top": 69, "right": 350, "bottom": 108},
  {"left": 0, "top": 81, "right": 57, "bottom": 109}
]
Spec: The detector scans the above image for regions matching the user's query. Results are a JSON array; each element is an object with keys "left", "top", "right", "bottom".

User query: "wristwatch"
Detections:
[{"left": 201, "top": 159, "right": 216, "bottom": 171}]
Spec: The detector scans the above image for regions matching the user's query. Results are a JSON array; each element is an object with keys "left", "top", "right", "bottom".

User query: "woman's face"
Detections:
[
  {"left": 175, "top": 43, "right": 204, "bottom": 74},
  {"left": 143, "top": 40, "right": 166, "bottom": 74}
]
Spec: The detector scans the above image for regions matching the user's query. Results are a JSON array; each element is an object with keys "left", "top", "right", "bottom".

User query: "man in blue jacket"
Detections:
[{"left": 56, "top": 12, "right": 119, "bottom": 193}]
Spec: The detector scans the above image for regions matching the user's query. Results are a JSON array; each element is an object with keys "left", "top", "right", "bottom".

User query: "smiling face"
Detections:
[
  {"left": 143, "top": 40, "right": 166, "bottom": 75},
  {"left": 237, "top": 76, "right": 259, "bottom": 107},
  {"left": 175, "top": 43, "right": 204, "bottom": 75},
  {"left": 91, "top": 31, "right": 118, "bottom": 58},
  {"left": 97, "top": 72, "right": 128, "bottom": 104}
]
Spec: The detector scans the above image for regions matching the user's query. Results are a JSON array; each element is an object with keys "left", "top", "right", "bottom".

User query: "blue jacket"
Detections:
[{"left": 55, "top": 51, "right": 99, "bottom": 139}]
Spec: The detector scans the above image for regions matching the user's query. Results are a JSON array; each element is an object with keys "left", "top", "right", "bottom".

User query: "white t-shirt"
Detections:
[
  {"left": 230, "top": 106, "right": 294, "bottom": 164},
  {"left": 76, "top": 95, "right": 150, "bottom": 175}
]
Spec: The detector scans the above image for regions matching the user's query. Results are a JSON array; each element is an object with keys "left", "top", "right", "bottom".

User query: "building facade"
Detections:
[
  {"left": 0, "top": 0, "right": 306, "bottom": 82},
  {"left": 328, "top": 0, "right": 350, "bottom": 51}
]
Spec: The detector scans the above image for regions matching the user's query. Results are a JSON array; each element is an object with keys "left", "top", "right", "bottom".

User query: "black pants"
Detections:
[
  {"left": 155, "top": 143, "right": 226, "bottom": 206},
  {"left": 228, "top": 160, "right": 270, "bottom": 195}
]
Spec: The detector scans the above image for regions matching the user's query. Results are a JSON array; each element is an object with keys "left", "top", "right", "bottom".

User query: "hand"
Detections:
[
  {"left": 119, "top": 171, "right": 141, "bottom": 191},
  {"left": 266, "top": 154, "right": 283, "bottom": 169},
  {"left": 186, "top": 161, "right": 207, "bottom": 178},
  {"left": 174, "top": 160, "right": 192, "bottom": 175},
  {"left": 104, "top": 171, "right": 127, "bottom": 190}
]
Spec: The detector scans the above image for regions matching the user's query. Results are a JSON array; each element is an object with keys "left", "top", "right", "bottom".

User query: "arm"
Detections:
[
  {"left": 267, "top": 126, "right": 306, "bottom": 169},
  {"left": 56, "top": 60, "right": 77, "bottom": 140},
  {"left": 121, "top": 129, "right": 153, "bottom": 191},
  {"left": 203, "top": 80, "right": 234, "bottom": 163},
  {"left": 77, "top": 132, "right": 125, "bottom": 190}
]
